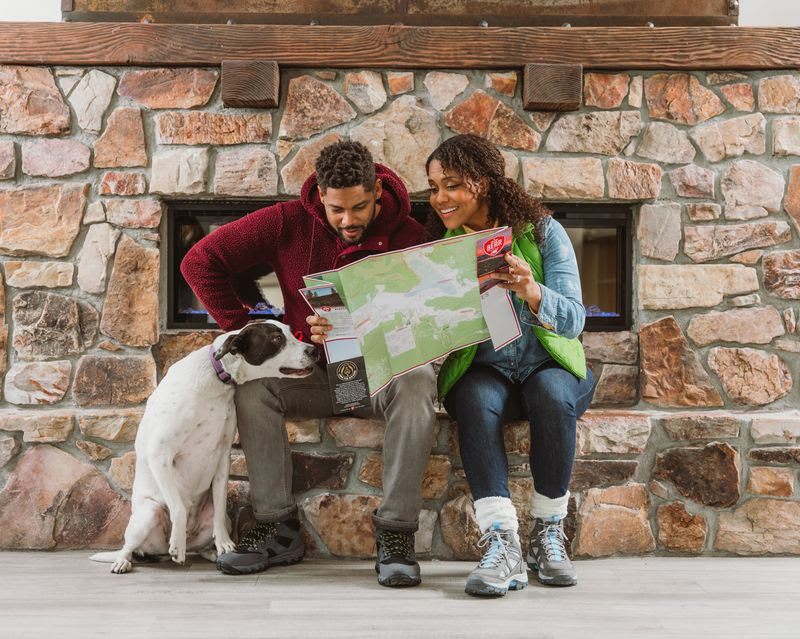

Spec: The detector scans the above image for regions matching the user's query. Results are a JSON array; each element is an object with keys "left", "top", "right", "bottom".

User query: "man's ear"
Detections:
[
  {"left": 318, "top": 185, "right": 326, "bottom": 204},
  {"left": 214, "top": 333, "right": 244, "bottom": 360},
  {"left": 373, "top": 178, "right": 382, "bottom": 201}
]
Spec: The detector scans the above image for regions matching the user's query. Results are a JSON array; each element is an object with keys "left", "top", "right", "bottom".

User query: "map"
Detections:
[{"left": 303, "top": 228, "right": 518, "bottom": 395}]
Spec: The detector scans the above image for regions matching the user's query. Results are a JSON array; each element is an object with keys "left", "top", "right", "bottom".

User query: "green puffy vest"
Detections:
[{"left": 436, "top": 226, "right": 587, "bottom": 401}]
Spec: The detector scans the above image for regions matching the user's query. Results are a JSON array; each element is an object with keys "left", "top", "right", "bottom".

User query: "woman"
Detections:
[{"left": 426, "top": 134, "right": 596, "bottom": 597}]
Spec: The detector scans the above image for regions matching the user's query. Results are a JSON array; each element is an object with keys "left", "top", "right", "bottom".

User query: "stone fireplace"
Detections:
[{"left": 1, "top": 15, "right": 800, "bottom": 559}]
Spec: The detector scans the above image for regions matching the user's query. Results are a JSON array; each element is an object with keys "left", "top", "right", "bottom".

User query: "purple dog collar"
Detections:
[{"left": 209, "top": 344, "right": 235, "bottom": 385}]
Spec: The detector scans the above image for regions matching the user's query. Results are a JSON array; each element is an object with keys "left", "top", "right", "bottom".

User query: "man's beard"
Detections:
[{"left": 336, "top": 201, "right": 376, "bottom": 245}]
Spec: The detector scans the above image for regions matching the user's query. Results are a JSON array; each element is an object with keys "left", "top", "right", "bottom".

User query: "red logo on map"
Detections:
[
  {"left": 321, "top": 306, "right": 332, "bottom": 312},
  {"left": 483, "top": 237, "right": 504, "bottom": 256}
]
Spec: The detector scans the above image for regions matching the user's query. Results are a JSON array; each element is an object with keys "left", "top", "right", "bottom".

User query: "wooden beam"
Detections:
[
  {"left": 523, "top": 63, "right": 583, "bottom": 111},
  {"left": 0, "top": 23, "right": 798, "bottom": 70},
  {"left": 221, "top": 60, "right": 280, "bottom": 108},
  {"left": 61, "top": 11, "right": 736, "bottom": 27},
  {"left": 62, "top": 0, "right": 736, "bottom": 26}
]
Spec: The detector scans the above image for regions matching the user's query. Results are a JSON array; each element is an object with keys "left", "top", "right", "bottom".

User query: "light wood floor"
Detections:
[{"left": 1, "top": 552, "right": 797, "bottom": 638}]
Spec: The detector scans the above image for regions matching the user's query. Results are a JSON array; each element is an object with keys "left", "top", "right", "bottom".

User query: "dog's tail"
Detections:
[{"left": 89, "top": 551, "right": 118, "bottom": 563}]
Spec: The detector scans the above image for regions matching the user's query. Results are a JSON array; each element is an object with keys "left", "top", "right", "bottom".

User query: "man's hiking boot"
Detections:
[
  {"left": 464, "top": 524, "right": 528, "bottom": 597},
  {"left": 527, "top": 516, "right": 577, "bottom": 586},
  {"left": 216, "top": 517, "right": 304, "bottom": 575},
  {"left": 374, "top": 527, "right": 421, "bottom": 588}
]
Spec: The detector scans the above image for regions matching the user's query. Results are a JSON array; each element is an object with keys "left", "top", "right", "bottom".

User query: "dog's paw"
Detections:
[
  {"left": 111, "top": 558, "right": 132, "bottom": 574},
  {"left": 214, "top": 531, "right": 236, "bottom": 556},
  {"left": 169, "top": 542, "right": 186, "bottom": 565}
]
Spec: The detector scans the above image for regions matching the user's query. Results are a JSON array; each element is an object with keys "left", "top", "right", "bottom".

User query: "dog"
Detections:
[{"left": 90, "top": 320, "right": 318, "bottom": 574}]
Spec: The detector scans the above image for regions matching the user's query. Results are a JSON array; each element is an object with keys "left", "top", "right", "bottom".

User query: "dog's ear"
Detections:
[{"left": 214, "top": 334, "right": 243, "bottom": 361}]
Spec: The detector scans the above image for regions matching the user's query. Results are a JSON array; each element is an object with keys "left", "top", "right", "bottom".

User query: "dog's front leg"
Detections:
[
  {"left": 148, "top": 454, "right": 188, "bottom": 565},
  {"left": 211, "top": 436, "right": 236, "bottom": 555}
]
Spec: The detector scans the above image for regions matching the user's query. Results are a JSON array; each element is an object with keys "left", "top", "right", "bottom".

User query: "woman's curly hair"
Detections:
[{"left": 424, "top": 134, "right": 551, "bottom": 243}]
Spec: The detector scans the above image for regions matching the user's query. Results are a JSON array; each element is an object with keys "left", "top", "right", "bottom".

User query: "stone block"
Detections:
[
  {"left": 214, "top": 148, "right": 278, "bottom": 197},
  {"left": 546, "top": 111, "right": 641, "bottom": 156},
  {"left": 637, "top": 122, "right": 695, "bottom": 164},
  {"left": 758, "top": 74, "right": 800, "bottom": 113},
  {"left": 118, "top": 68, "right": 217, "bottom": 109},
  {"left": 657, "top": 502, "right": 707, "bottom": 554},
  {"left": 575, "top": 484, "right": 655, "bottom": 557},
  {"left": 68, "top": 69, "right": 116, "bottom": 133},
  {"left": 21, "top": 139, "right": 90, "bottom": 178},
  {"left": 0, "top": 65, "right": 70, "bottom": 135},
  {"left": 291, "top": 451, "right": 354, "bottom": 493},
  {"left": 716, "top": 499, "right": 800, "bottom": 554},
  {"left": 521, "top": 157, "right": 604, "bottom": 200},
  {"left": 302, "top": 493, "right": 381, "bottom": 558},
  {"left": 73, "top": 355, "right": 156, "bottom": 407},
  {"left": 653, "top": 442, "right": 740, "bottom": 507},
  {"left": 3, "top": 261, "right": 73, "bottom": 289},
  {"left": 326, "top": 418, "right": 385, "bottom": 448},
  {"left": 93, "top": 107, "right": 147, "bottom": 168},
  {"left": 12, "top": 291, "right": 98, "bottom": 360},
  {"left": 576, "top": 411, "right": 651, "bottom": 455},
  {"left": 582, "top": 331, "right": 638, "bottom": 364},
  {"left": 658, "top": 413, "right": 743, "bottom": 440},
  {"left": 645, "top": 73, "right": 725, "bottom": 125},
  {"left": 279, "top": 75, "right": 356, "bottom": 139},
  {"left": 100, "top": 235, "right": 160, "bottom": 347},
  {"left": 4, "top": 361, "right": 71, "bottom": 405},
  {"left": 686, "top": 306, "right": 785, "bottom": 346},
  {"left": 708, "top": 347, "right": 792, "bottom": 406},
  {"left": 637, "top": 202, "right": 681, "bottom": 261},
  {"left": 110, "top": 451, "right": 137, "bottom": 491},
  {"left": 638, "top": 264, "right": 758, "bottom": 310},
  {"left": 583, "top": 72, "right": 629, "bottom": 109},
  {"left": 0, "top": 445, "right": 129, "bottom": 549},
  {"left": 77, "top": 223, "right": 121, "bottom": 294},
  {"left": 99, "top": 172, "right": 147, "bottom": 196},
  {"left": 280, "top": 133, "right": 342, "bottom": 195},
  {"left": 748, "top": 467, "right": 793, "bottom": 497},
  {"left": 607, "top": 158, "right": 662, "bottom": 200},
  {"left": 156, "top": 111, "right": 272, "bottom": 145},
  {"left": 0, "top": 184, "right": 87, "bottom": 258},
  {"left": 150, "top": 148, "right": 209, "bottom": 195},
  {"left": 358, "top": 453, "right": 451, "bottom": 499},
  {"left": 78, "top": 410, "right": 142, "bottom": 442},
  {"left": 764, "top": 251, "right": 800, "bottom": 299},
  {"left": 0, "top": 411, "right": 73, "bottom": 443},
  {"left": 639, "top": 316, "right": 724, "bottom": 408},
  {"left": 690, "top": 113, "right": 766, "bottom": 163}
]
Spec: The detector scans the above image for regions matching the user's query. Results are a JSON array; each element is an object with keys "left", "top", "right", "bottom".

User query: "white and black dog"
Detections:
[{"left": 90, "top": 320, "right": 317, "bottom": 574}]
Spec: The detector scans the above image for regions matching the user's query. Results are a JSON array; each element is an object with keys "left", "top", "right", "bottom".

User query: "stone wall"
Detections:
[{"left": 0, "top": 64, "right": 799, "bottom": 557}]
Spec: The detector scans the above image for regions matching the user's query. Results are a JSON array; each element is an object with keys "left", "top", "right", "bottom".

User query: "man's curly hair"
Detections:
[
  {"left": 424, "top": 134, "right": 551, "bottom": 243},
  {"left": 315, "top": 140, "right": 376, "bottom": 191}
]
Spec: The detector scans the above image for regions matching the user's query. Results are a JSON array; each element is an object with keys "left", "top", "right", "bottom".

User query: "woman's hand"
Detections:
[
  {"left": 306, "top": 314, "right": 333, "bottom": 344},
  {"left": 497, "top": 253, "right": 542, "bottom": 312}
]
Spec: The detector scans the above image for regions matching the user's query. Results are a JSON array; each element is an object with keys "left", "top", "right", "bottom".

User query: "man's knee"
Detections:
[{"left": 387, "top": 365, "right": 436, "bottom": 403}]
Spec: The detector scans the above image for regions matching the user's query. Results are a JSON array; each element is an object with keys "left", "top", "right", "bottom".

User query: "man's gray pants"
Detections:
[{"left": 234, "top": 363, "right": 438, "bottom": 532}]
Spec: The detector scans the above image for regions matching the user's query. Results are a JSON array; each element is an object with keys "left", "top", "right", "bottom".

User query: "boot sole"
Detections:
[
  {"left": 527, "top": 561, "right": 577, "bottom": 587},
  {"left": 465, "top": 576, "right": 527, "bottom": 598},
  {"left": 378, "top": 574, "right": 421, "bottom": 588},
  {"left": 217, "top": 549, "right": 305, "bottom": 576}
]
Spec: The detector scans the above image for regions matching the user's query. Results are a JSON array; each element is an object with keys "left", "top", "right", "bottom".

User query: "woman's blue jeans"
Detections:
[{"left": 444, "top": 362, "right": 596, "bottom": 500}]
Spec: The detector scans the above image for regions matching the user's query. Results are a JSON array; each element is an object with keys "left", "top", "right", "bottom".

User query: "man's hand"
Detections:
[{"left": 306, "top": 314, "right": 333, "bottom": 344}]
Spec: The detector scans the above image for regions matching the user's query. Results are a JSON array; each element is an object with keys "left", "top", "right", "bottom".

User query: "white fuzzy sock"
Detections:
[
  {"left": 473, "top": 496, "right": 519, "bottom": 534},
  {"left": 530, "top": 490, "right": 570, "bottom": 521}
]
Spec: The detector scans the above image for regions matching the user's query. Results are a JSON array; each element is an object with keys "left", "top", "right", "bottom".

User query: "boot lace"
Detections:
[
  {"left": 538, "top": 519, "right": 568, "bottom": 562},
  {"left": 379, "top": 530, "right": 414, "bottom": 560},
  {"left": 476, "top": 529, "right": 514, "bottom": 569},
  {"left": 237, "top": 521, "right": 277, "bottom": 551}
]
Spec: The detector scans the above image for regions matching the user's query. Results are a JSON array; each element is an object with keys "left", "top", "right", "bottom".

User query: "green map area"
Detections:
[{"left": 306, "top": 231, "right": 496, "bottom": 393}]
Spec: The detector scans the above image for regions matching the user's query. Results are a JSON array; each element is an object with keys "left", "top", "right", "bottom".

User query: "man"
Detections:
[{"left": 181, "top": 140, "right": 437, "bottom": 588}]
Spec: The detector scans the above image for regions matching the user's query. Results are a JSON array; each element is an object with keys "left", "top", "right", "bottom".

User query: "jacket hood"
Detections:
[{"left": 299, "top": 163, "right": 412, "bottom": 240}]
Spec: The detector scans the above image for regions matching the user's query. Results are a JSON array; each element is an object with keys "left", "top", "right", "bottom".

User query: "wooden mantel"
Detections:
[{"left": 1, "top": 23, "right": 799, "bottom": 70}]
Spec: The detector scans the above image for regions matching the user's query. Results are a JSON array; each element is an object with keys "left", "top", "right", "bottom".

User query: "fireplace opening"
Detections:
[{"left": 167, "top": 200, "right": 631, "bottom": 332}]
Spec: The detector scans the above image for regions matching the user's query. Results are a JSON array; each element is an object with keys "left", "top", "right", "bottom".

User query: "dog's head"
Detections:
[{"left": 213, "top": 320, "right": 318, "bottom": 382}]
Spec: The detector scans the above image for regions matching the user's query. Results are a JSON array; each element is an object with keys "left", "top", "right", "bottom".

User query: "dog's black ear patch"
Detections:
[
  {"left": 235, "top": 323, "right": 286, "bottom": 365},
  {"left": 214, "top": 334, "right": 242, "bottom": 361}
]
